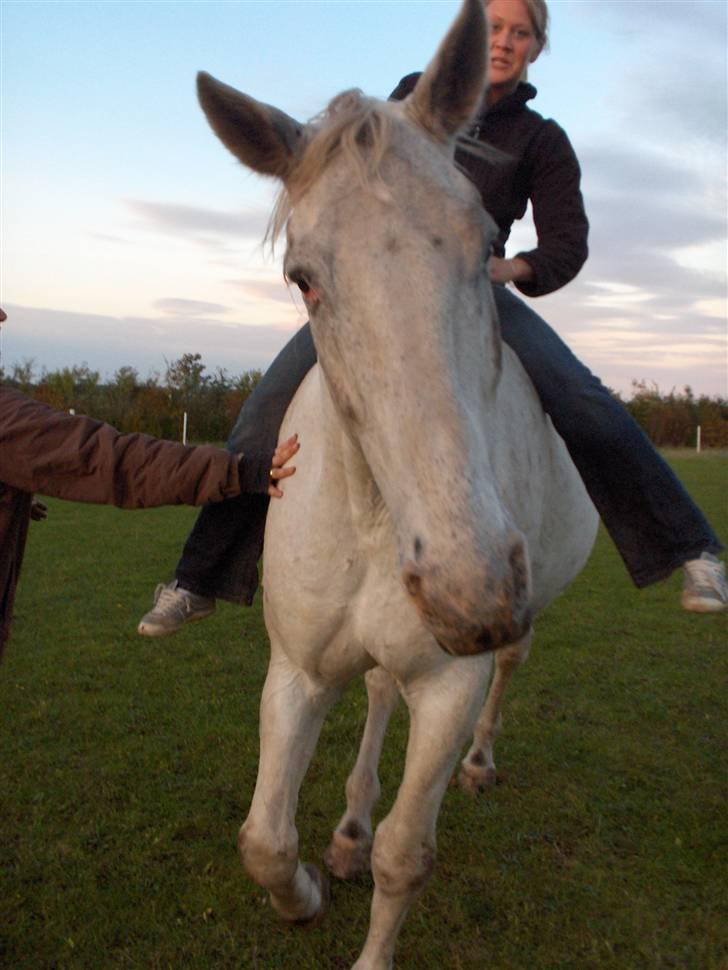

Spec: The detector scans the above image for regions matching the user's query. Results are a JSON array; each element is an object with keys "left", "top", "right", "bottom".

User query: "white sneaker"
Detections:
[
  {"left": 137, "top": 580, "right": 216, "bottom": 637},
  {"left": 681, "top": 553, "right": 728, "bottom": 613}
]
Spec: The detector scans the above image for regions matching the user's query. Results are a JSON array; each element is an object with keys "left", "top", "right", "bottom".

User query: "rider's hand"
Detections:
[{"left": 488, "top": 256, "right": 534, "bottom": 286}]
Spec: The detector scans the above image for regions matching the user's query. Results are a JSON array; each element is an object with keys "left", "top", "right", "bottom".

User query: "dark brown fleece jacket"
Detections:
[{"left": 0, "top": 388, "right": 268, "bottom": 654}]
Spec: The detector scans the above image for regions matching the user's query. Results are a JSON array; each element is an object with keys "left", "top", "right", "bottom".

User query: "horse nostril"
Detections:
[{"left": 404, "top": 570, "right": 422, "bottom": 598}]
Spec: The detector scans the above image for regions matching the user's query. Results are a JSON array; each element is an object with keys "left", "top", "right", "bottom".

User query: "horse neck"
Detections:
[{"left": 315, "top": 368, "right": 392, "bottom": 537}]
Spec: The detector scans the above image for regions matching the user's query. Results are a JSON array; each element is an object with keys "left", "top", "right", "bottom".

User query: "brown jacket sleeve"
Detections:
[{"left": 0, "top": 388, "right": 243, "bottom": 508}]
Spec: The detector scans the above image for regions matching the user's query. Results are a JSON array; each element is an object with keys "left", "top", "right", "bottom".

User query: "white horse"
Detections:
[{"left": 197, "top": 1, "right": 597, "bottom": 966}]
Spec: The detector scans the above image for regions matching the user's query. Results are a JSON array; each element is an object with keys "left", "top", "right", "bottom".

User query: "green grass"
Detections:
[{"left": 1, "top": 454, "right": 726, "bottom": 969}]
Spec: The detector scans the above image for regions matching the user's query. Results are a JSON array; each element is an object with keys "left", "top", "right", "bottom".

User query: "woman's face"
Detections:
[{"left": 485, "top": 0, "right": 542, "bottom": 98}]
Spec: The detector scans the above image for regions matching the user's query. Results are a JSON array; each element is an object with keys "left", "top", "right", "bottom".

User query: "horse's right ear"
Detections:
[
  {"left": 197, "top": 72, "right": 304, "bottom": 181},
  {"left": 406, "top": 0, "right": 487, "bottom": 143}
]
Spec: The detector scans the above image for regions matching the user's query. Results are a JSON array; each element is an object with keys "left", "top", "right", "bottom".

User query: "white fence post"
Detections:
[
  {"left": 182, "top": 411, "right": 188, "bottom": 446},
  {"left": 696, "top": 425, "right": 701, "bottom": 454}
]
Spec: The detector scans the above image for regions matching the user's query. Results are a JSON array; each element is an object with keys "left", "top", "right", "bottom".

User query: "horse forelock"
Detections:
[
  {"left": 265, "top": 86, "right": 504, "bottom": 252},
  {"left": 266, "top": 89, "right": 395, "bottom": 248}
]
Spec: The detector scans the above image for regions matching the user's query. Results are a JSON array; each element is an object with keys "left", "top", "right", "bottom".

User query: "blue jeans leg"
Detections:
[
  {"left": 174, "top": 324, "right": 316, "bottom": 602},
  {"left": 495, "top": 286, "right": 722, "bottom": 587}
]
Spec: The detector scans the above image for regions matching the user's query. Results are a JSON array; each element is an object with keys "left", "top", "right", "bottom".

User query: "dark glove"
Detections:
[
  {"left": 30, "top": 498, "right": 48, "bottom": 521},
  {"left": 236, "top": 452, "right": 274, "bottom": 496}
]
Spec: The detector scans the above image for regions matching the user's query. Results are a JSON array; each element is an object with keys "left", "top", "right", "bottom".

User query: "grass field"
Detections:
[{"left": 1, "top": 453, "right": 726, "bottom": 970}]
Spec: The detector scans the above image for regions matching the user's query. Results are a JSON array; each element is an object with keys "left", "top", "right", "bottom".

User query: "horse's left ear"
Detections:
[
  {"left": 405, "top": 0, "right": 487, "bottom": 143},
  {"left": 197, "top": 71, "right": 304, "bottom": 181}
]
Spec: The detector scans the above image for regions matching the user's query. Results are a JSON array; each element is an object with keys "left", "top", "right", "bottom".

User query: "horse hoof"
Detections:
[
  {"left": 286, "top": 864, "right": 330, "bottom": 929},
  {"left": 457, "top": 763, "right": 497, "bottom": 795},
  {"left": 324, "top": 828, "right": 372, "bottom": 880}
]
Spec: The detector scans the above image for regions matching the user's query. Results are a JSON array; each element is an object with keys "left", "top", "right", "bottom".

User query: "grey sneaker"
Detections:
[
  {"left": 682, "top": 553, "right": 728, "bottom": 613},
  {"left": 137, "top": 580, "right": 216, "bottom": 637}
]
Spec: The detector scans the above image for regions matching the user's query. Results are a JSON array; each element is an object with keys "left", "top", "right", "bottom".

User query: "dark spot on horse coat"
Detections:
[
  {"left": 413, "top": 536, "right": 424, "bottom": 561},
  {"left": 342, "top": 820, "right": 362, "bottom": 841},
  {"left": 431, "top": 235, "right": 443, "bottom": 248},
  {"left": 385, "top": 234, "right": 399, "bottom": 253},
  {"left": 475, "top": 628, "right": 494, "bottom": 651}
]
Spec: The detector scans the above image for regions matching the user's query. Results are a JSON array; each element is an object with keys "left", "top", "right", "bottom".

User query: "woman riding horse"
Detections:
[{"left": 138, "top": 0, "right": 726, "bottom": 638}]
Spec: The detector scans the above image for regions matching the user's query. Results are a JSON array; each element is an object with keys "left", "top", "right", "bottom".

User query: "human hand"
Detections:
[
  {"left": 30, "top": 498, "right": 48, "bottom": 521},
  {"left": 268, "top": 434, "right": 300, "bottom": 498},
  {"left": 488, "top": 256, "right": 534, "bottom": 286}
]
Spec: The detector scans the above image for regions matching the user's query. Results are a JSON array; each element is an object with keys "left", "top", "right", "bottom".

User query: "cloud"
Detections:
[
  {"left": 567, "top": 135, "right": 726, "bottom": 358},
  {"left": 1, "top": 303, "right": 298, "bottom": 381},
  {"left": 225, "top": 277, "right": 299, "bottom": 307},
  {"left": 154, "top": 297, "right": 230, "bottom": 318},
  {"left": 589, "top": 2, "right": 727, "bottom": 149},
  {"left": 595, "top": 0, "right": 726, "bottom": 35},
  {"left": 89, "top": 232, "right": 130, "bottom": 245},
  {"left": 580, "top": 144, "right": 717, "bottom": 204},
  {"left": 127, "top": 199, "right": 269, "bottom": 240},
  {"left": 562, "top": 1, "right": 727, "bottom": 388},
  {"left": 540, "top": 279, "right": 728, "bottom": 397}
]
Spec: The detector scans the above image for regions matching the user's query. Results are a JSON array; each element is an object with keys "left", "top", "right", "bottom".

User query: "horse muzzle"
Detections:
[{"left": 401, "top": 540, "right": 533, "bottom": 655}]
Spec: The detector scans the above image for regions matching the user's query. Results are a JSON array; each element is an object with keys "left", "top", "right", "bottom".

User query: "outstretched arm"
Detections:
[{"left": 0, "top": 388, "right": 298, "bottom": 509}]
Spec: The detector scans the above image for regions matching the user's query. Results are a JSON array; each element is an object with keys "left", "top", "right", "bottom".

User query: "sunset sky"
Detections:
[{"left": 2, "top": 0, "right": 727, "bottom": 397}]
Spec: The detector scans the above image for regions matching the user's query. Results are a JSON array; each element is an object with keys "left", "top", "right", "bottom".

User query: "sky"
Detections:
[{"left": 1, "top": 0, "right": 727, "bottom": 398}]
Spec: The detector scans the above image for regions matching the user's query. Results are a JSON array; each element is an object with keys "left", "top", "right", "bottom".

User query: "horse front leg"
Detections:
[
  {"left": 239, "top": 651, "right": 340, "bottom": 924},
  {"left": 458, "top": 632, "right": 531, "bottom": 793},
  {"left": 352, "top": 655, "right": 490, "bottom": 970},
  {"left": 325, "top": 666, "right": 400, "bottom": 879}
]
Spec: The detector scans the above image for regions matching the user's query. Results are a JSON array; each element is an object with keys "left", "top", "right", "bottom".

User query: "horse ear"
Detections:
[
  {"left": 197, "top": 71, "right": 304, "bottom": 180},
  {"left": 405, "top": 0, "right": 488, "bottom": 143}
]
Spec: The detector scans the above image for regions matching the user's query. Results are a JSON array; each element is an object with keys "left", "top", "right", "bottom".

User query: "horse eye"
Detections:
[{"left": 289, "top": 271, "right": 310, "bottom": 294}]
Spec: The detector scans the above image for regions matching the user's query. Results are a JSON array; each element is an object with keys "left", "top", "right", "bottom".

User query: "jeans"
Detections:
[
  {"left": 175, "top": 325, "right": 317, "bottom": 603},
  {"left": 175, "top": 287, "right": 721, "bottom": 600},
  {"left": 492, "top": 287, "right": 721, "bottom": 585}
]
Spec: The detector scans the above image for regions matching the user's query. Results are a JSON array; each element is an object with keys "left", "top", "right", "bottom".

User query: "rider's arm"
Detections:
[{"left": 512, "top": 120, "right": 589, "bottom": 297}]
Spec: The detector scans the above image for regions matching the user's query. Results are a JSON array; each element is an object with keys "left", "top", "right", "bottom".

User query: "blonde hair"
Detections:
[
  {"left": 524, "top": 0, "right": 549, "bottom": 49},
  {"left": 485, "top": 0, "right": 549, "bottom": 51}
]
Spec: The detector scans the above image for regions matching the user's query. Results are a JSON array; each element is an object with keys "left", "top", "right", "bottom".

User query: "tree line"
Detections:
[
  {"left": 2, "top": 354, "right": 726, "bottom": 448},
  {"left": 1, "top": 353, "right": 262, "bottom": 444},
  {"left": 619, "top": 380, "right": 728, "bottom": 449}
]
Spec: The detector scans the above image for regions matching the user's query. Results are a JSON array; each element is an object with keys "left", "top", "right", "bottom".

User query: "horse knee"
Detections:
[
  {"left": 239, "top": 819, "right": 298, "bottom": 890},
  {"left": 371, "top": 824, "right": 436, "bottom": 897},
  {"left": 495, "top": 636, "right": 531, "bottom": 674}
]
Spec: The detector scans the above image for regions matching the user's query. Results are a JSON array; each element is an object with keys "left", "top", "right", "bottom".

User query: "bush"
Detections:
[
  {"left": 2, "top": 355, "right": 263, "bottom": 443},
  {"left": 621, "top": 381, "right": 727, "bottom": 449}
]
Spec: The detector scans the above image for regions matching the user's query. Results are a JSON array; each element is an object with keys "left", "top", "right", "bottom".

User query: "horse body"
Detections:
[
  {"left": 265, "top": 344, "right": 593, "bottom": 683},
  {"left": 196, "top": 1, "right": 597, "bottom": 965}
]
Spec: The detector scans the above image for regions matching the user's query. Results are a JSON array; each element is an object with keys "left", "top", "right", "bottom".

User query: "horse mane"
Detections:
[
  {"left": 267, "top": 89, "right": 393, "bottom": 247},
  {"left": 266, "top": 87, "right": 504, "bottom": 250}
]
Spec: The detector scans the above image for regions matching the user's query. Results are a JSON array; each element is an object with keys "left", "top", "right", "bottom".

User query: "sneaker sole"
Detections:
[
  {"left": 137, "top": 608, "right": 216, "bottom": 638},
  {"left": 681, "top": 596, "right": 727, "bottom": 614}
]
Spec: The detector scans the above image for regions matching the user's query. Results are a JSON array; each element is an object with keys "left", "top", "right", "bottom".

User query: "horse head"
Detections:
[{"left": 197, "top": 0, "right": 532, "bottom": 654}]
